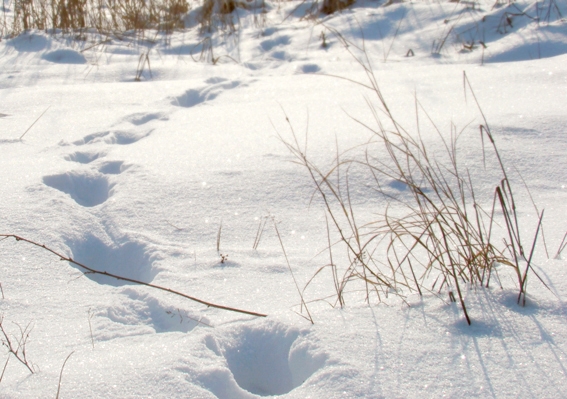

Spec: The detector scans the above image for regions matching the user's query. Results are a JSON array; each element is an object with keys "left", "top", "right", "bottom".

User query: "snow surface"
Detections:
[{"left": 1, "top": 0, "right": 567, "bottom": 397}]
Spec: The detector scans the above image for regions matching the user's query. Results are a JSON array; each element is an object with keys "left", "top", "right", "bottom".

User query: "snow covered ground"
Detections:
[{"left": 1, "top": 0, "right": 567, "bottom": 397}]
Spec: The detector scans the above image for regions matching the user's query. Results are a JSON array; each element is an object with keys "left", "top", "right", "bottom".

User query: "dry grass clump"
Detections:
[
  {"left": 2, "top": 0, "right": 189, "bottom": 37},
  {"left": 320, "top": 0, "right": 355, "bottom": 15},
  {"left": 198, "top": 0, "right": 238, "bottom": 33},
  {"left": 280, "top": 35, "right": 550, "bottom": 324}
]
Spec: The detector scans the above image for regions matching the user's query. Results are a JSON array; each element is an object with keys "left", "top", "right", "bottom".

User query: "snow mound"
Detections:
[{"left": 42, "top": 49, "right": 87, "bottom": 64}]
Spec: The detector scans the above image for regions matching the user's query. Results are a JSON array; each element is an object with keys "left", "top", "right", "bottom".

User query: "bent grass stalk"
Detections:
[{"left": 0, "top": 234, "right": 267, "bottom": 318}]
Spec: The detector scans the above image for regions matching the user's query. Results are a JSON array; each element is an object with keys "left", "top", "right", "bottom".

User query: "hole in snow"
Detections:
[
  {"left": 208, "top": 322, "right": 326, "bottom": 397},
  {"left": 125, "top": 112, "right": 168, "bottom": 126},
  {"left": 65, "top": 233, "right": 159, "bottom": 285},
  {"left": 64, "top": 151, "right": 106, "bottom": 164},
  {"left": 260, "top": 35, "right": 290, "bottom": 51},
  {"left": 104, "top": 129, "right": 152, "bottom": 145},
  {"left": 300, "top": 63, "right": 321, "bottom": 73},
  {"left": 172, "top": 89, "right": 208, "bottom": 107},
  {"left": 72, "top": 131, "right": 111, "bottom": 146},
  {"left": 171, "top": 81, "right": 242, "bottom": 108},
  {"left": 98, "top": 161, "right": 127, "bottom": 175},
  {"left": 94, "top": 288, "right": 209, "bottom": 340},
  {"left": 43, "top": 171, "right": 112, "bottom": 207},
  {"left": 72, "top": 130, "right": 151, "bottom": 146}
]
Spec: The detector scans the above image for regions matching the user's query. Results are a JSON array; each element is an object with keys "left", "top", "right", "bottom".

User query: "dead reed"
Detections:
[
  {"left": 280, "top": 33, "right": 552, "bottom": 324},
  {"left": 2, "top": 0, "right": 189, "bottom": 38}
]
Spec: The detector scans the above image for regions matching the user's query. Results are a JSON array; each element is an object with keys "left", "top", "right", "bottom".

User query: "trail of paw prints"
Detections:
[
  {"left": 47, "top": 75, "right": 247, "bottom": 206},
  {"left": 46, "top": 110, "right": 166, "bottom": 206},
  {"left": 259, "top": 31, "right": 292, "bottom": 62},
  {"left": 170, "top": 78, "right": 251, "bottom": 108},
  {"left": 44, "top": 149, "right": 129, "bottom": 207}
]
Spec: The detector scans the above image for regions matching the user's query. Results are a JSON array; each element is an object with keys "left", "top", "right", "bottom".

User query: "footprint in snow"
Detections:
[
  {"left": 43, "top": 170, "right": 113, "bottom": 207},
  {"left": 300, "top": 64, "right": 321, "bottom": 73},
  {"left": 171, "top": 79, "right": 244, "bottom": 108},
  {"left": 64, "top": 150, "right": 106, "bottom": 164},
  {"left": 124, "top": 112, "right": 169, "bottom": 126},
  {"left": 64, "top": 233, "right": 159, "bottom": 285},
  {"left": 71, "top": 129, "right": 153, "bottom": 146},
  {"left": 92, "top": 287, "right": 209, "bottom": 341},
  {"left": 260, "top": 35, "right": 291, "bottom": 52},
  {"left": 270, "top": 50, "right": 289, "bottom": 61},
  {"left": 98, "top": 160, "right": 128, "bottom": 175},
  {"left": 196, "top": 321, "right": 328, "bottom": 398}
]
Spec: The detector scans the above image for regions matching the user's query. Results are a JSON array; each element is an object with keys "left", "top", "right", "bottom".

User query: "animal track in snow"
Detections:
[
  {"left": 300, "top": 64, "right": 321, "bottom": 73},
  {"left": 171, "top": 80, "right": 242, "bottom": 108},
  {"left": 260, "top": 35, "right": 291, "bottom": 52},
  {"left": 71, "top": 130, "right": 111, "bottom": 145},
  {"left": 270, "top": 50, "right": 289, "bottom": 61},
  {"left": 262, "top": 27, "right": 277, "bottom": 37},
  {"left": 205, "top": 77, "right": 228, "bottom": 84},
  {"left": 98, "top": 160, "right": 127, "bottom": 175},
  {"left": 124, "top": 112, "right": 169, "bottom": 126},
  {"left": 202, "top": 322, "right": 327, "bottom": 397},
  {"left": 72, "top": 129, "right": 152, "bottom": 146},
  {"left": 65, "top": 233, "right": 159, "bottom": 285},
  {"left": 94, "top": 288, "right": 208, "bottom": 340},
  {"left": 43, "top": 170, "right": 112, "bottom": 207},
  {"left": 64, "top": 150, "right": 106, "bottom": 164},
  {"left": 105, "top": 129, "right": 153, "bottom": 145}
]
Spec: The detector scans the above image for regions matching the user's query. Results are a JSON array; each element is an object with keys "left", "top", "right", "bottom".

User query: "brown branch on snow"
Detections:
[
  {"left": 0, "top": 316, "right": 36, "bottom": 374},
  {"left": 0, "top": 234, "right": 267, "bottom": 318}
]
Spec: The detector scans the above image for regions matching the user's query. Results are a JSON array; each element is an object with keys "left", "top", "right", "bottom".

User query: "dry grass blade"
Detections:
[
  {"left": 272, "top": 218, "right": 314, "bottom": 324},
  {"left": 216, "top": 219, "right": 222, "bottom": 253},
  {"left": 55, "top": 351, "right": 74, "bottom": 399},
  {"left": 20, "top": 106, "right": 50, "bottom": 140},
  {"left": 555, "top": 231, "right": 567, "bottom": 259}
]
